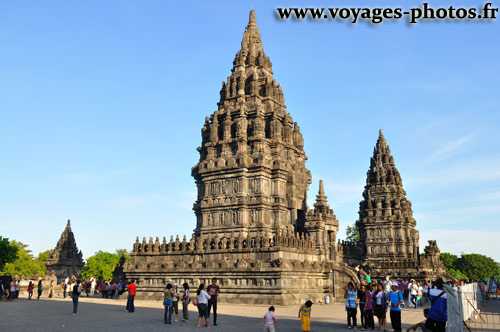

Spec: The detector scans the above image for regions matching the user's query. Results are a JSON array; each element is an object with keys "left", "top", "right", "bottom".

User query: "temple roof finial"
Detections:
[
  {"left": 67, "top": 219, "right": 71, "bottom": 227},
  {"left": 249, "top": 9, "right": 256, "bottom": 25}
]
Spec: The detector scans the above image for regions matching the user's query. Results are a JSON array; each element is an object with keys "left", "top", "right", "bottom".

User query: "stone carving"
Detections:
[{"left": 124, "top": 10, "right": 445, "bottom": 305}]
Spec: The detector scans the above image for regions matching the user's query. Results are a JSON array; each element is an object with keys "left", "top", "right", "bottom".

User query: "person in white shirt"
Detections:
[
  {"left": 261, "top": 306, "right": 277, "bottom": 332},
  {"left": 417, "top": 281, "right": 424, "bottom": 307},
  {"left": 408, "top": 280, "right": 418, "bottom": 308},
  {"left": 196, "top": 284, "right": 211, "bottom": 328}
]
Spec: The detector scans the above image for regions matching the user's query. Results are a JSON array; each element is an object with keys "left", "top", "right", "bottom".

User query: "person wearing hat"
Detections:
[
  {"left": 409, "top": 279, "right": 418, "bottom": 309},
  {"left": 388, "top": 282, "right": 404, "bottom": 332},
  {"left": 172, "top": 282, "right": 180, "bottom": 322}
]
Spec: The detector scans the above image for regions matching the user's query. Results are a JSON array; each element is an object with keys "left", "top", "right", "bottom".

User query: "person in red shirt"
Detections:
[{"left": 125, "top": 281, "right": 136, "bottom": 313}]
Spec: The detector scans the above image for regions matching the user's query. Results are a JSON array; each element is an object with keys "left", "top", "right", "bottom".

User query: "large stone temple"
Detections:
[
  {"left": 46, "top": 219, "right": 85, "bottom": 283},
  {"left": 123, "top": 10, "right": 445, "bottom": 304}
]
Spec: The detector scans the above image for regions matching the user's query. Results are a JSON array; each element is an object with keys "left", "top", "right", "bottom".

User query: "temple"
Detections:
[
  {"left": 356, "top": 130, "right": 445, "bottom": 278},
  {"left": 46, "top": 219, "right": 85, "bottom": 282},
  {"left": 123, "top": 10, "right": 445, "bottom": 304}
]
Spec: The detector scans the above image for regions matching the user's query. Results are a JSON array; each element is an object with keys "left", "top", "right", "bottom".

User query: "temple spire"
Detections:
[{"left": 249, "top": 9, "right": 257, "bottom": 25}]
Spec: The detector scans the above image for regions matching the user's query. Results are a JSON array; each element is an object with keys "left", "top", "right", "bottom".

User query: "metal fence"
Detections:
[{"left": 445, "top": 283, "right": 500, "bottom": 332}]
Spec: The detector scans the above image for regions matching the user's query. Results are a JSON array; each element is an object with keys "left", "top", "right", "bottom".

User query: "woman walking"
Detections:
[
  {"left": 182, "top": 283, "right": 190, "bottom": 322},
  {"left": 388, "top": 282, "right": 404, "bottom": 332},
  {"left": 164, "top": 283, "right": 174, "bottom": 324},
  {"left": 374, "top": 283, "right": 388, "bottom": 331},
  {"left": 49, "top": 280, "right": 54, "bottom": 298},
  {"left": 28, "top": 281, "right": 34, "bottom": 300},
  {"left": 37, "top": 280, "right": 43, "bottom": 299},
  {"left": 196, "top": 283, "right": 211, "bottom": 328},
  {"left": 362, "top": 283, "right": 375, "bottom": 330}
]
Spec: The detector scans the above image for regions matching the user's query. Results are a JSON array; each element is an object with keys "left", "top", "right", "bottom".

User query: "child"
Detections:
[
  {"left": 407, "top": 308, "right": 431, "bottom": 332},
  {"left": 298, "top": 300, "right": 313, "bottom": 332},
  {"left": 261, "top": 306, "right": 277, "bottom": 332}
]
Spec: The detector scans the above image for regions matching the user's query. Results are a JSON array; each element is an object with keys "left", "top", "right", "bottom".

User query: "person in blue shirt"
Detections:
[
  {"left": 425, "top": 278, "right": 447, "bottom": 332},
  {"left": 344, "top": 281, "right": 358, "bottom": 329},
  {"left": 388, "top": 282, "right": 403, "bottom": 332}
]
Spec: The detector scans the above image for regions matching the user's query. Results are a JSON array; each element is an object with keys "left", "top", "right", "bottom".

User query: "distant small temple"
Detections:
[{"left": 46, "top": 219, "right": 84, "bottom": 283}]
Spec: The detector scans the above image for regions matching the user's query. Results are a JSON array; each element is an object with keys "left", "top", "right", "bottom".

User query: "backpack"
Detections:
[{"left": 73, "top": 285, "right": 81, "bottom": 296}]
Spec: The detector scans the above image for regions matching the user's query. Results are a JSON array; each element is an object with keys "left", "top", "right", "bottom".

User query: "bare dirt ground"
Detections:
[{"left": 0, "top": 295, "right": 427, "bottom": 332}]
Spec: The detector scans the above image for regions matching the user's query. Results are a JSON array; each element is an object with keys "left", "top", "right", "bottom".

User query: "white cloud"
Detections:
[{"left": 425, "top": 132, "right": 476, "bottom": 163}]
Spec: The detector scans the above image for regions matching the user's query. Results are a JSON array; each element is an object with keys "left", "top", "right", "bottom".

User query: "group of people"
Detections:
[
  {"left": 342, "top": 273, "right": 448, "bottom": 332},
  {"left": 0, "top": 279, "right": 54, "bottom": 301},
  {"left": 161, "top": 278, "right": 220, "bottom": 328}
]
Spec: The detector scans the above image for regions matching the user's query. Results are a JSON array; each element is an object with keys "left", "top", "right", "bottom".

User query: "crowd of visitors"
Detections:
[{"left": 4, "top": 270, "right": 485, "bottom": 332}]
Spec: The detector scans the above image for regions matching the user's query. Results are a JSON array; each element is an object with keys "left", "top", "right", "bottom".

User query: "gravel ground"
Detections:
[{"left": 0, "top": 295, "right": 427, "bottom": 332}]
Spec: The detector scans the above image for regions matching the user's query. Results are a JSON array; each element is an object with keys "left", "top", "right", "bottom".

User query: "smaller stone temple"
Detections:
[{"left": 46, "top": 219, "right": 84, "bottom": 282}]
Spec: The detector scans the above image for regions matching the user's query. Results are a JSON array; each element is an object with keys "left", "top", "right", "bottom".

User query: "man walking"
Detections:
[
  {"left": 72, "top": 280, "right": 81, "bottom": 315},
  {"left": 125, "top": 280, "right": 136, "bottom": 313},
  {"left": 207, "top": 278, "right": 220, "bottom": 326}
]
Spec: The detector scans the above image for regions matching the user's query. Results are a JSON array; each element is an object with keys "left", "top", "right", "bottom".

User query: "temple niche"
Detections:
[
  {"left": 123, "top": 10, "right": 445, "bottom": 304},
  {"left": 46, "top": 219, "right": 84, "bottom": 283}
]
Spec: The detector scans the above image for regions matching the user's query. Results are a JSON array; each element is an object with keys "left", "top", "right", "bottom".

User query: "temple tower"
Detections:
[
  {"left": 356, "top": 130, "right": 420, "bottom": 275},
  {"left": 46, "top": 219, "right": 84, "bottom": 282},
  {"left": 191, "top": 10, "right": 311, "bottom": 242}
]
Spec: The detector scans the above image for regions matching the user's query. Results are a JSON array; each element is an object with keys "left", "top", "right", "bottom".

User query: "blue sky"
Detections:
[{"left": 1, "top": 0, "right": 499, "bottom": 262}]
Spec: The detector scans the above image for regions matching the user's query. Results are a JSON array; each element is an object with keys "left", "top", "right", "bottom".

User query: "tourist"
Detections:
[
  {"left": 66, "top": 281, "right": 72, "bottom": 299},
  {"left": 388, "top": 282, "right": 403, "bottom": 332},
  {"left": 0, "top": 280, "right": 4, "bottom": 300},
  {"left": 163, "top": 283, "right": 174, "bottom": 324},
  {"left": 417, "top": 281, "right": 424, "bottom": 307},
  {"left": 196, "top": 283, "right": 211, "bottom": 328},
  {"left": 423, "top": 281, "right": 429, "bottom": 304},
  {"left": 49, "top": 280, "right": 54, "bottom": 298},
  {"left": 262, "top": 305, "right": 277, "bottom": 332},
  {"left": 383, "top": 275, "right": 392, "bottom": 294},
  {"left": 407, "top": 308, "right": 430, "bottom": 332},
  {"left": 366, "top": 272, "right": 372, "bottom": 284},
  {"left": 207, "top": 278, "right": 220, "bottom": 326},
  {"left": 298, "top": 300, "right": 312, "bottom": 332},
  {"left": 358, "top": 284, "right": 367, "bottom": 328},
  {"left": 9, "top": 279, "right": 15, "bottom": 301},
  {"left": 345, "top": 281, "right": 358, "bottom": 329},
  {"left": 28, "top": 281, "right": 34, "bottom": 300},
  {"left": 72, "top": 280, "right": 82, "bottom": 315},
  {"left": 125, "top": 280, "right": 136, "bottom": 313},
  {"left": 362, "top": 283, "right": 375, "bottom": 330},
  {"left": 37, "top": 280, "right": 43, "bottom": 299},
  {"left": 403, "top": 279, "right": 409, "bottom": 305},
  {"left": 172, "top": 282, "right": 180, "bottom": 322},
  {"left": 84, "top": 279, "right": 91, "bottom": 297},
  {"left": 182, "top": 282, "right": 190, "bottom": 322},
  {"left": 374, "top": 283, "right": 388, "bottom": 331},
  {"left": 90, "top": 277, "right": 96, "bottom": 295},
  {"left": 409, "top": 280, "right": 418, "bottom": 309},
  {"left": 63, "top": 276, "right": 69, "bottom": 298},
  {"left": 424, "top": 278, "right": 447, "bottom": 332},
  {"left": 15, "top": 279, "right": 20, "bottom": 298}
]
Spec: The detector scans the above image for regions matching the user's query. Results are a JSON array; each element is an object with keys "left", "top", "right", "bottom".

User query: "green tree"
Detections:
[
  {"left": 440, "top": 252, "right": 458, "bottom": 270},
  {"left": 0, "top": 236, "right": 18, "bottom": 270},
  {"left": 0, "top": 241, "right": 49, "bottom": 277},
  {"left": 455, "top": 253, "right": 500, "bottom": 282},
  {"left": 448, "top": 268, "right": 468, "bottom": 280},
  {"left": 115, "top": 249, "right": 131, "bottom": 261},
  {"left": 346, "top": 223, "right": 360, "bottom": 242},
  {"left": 82, "top": 251, "right": 121, "bottom": 280}
]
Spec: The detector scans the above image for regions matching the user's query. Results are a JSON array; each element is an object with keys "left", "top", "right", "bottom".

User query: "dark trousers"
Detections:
[
  {"left": 410, "top": 294, "right": 417, "bottom": 308},
  {"left": 424, "top": 318, "right": 446, "bottom": 332},
  {"left": 390, "top": 310, "right": 402, "bottom": 332},
  {"left": 359, "top": 303, "right": 365, "bottom": 327},
  {"left": 37, "top": 290, "right": 42, "bottom": 299},
  {"left": 63, "top": 290, "right": 66, "bottom": 298},
  {"left": 73, "top": 296, "right": 79, "bottom": 313},
  {"left": 208, "top": 301, "right": 217, "bottom": 324},
  {"left": 347, "top": 307, "right": 357, "bottom": 327},
  {"left": 126, "top": 295, "right": 135, "bottom": 312},
  {"left": 164, "top": 305, "right": 173, "bottom": 323},
  {"left": 365, "top": 309, "right": 375, "bottom": 329}
]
